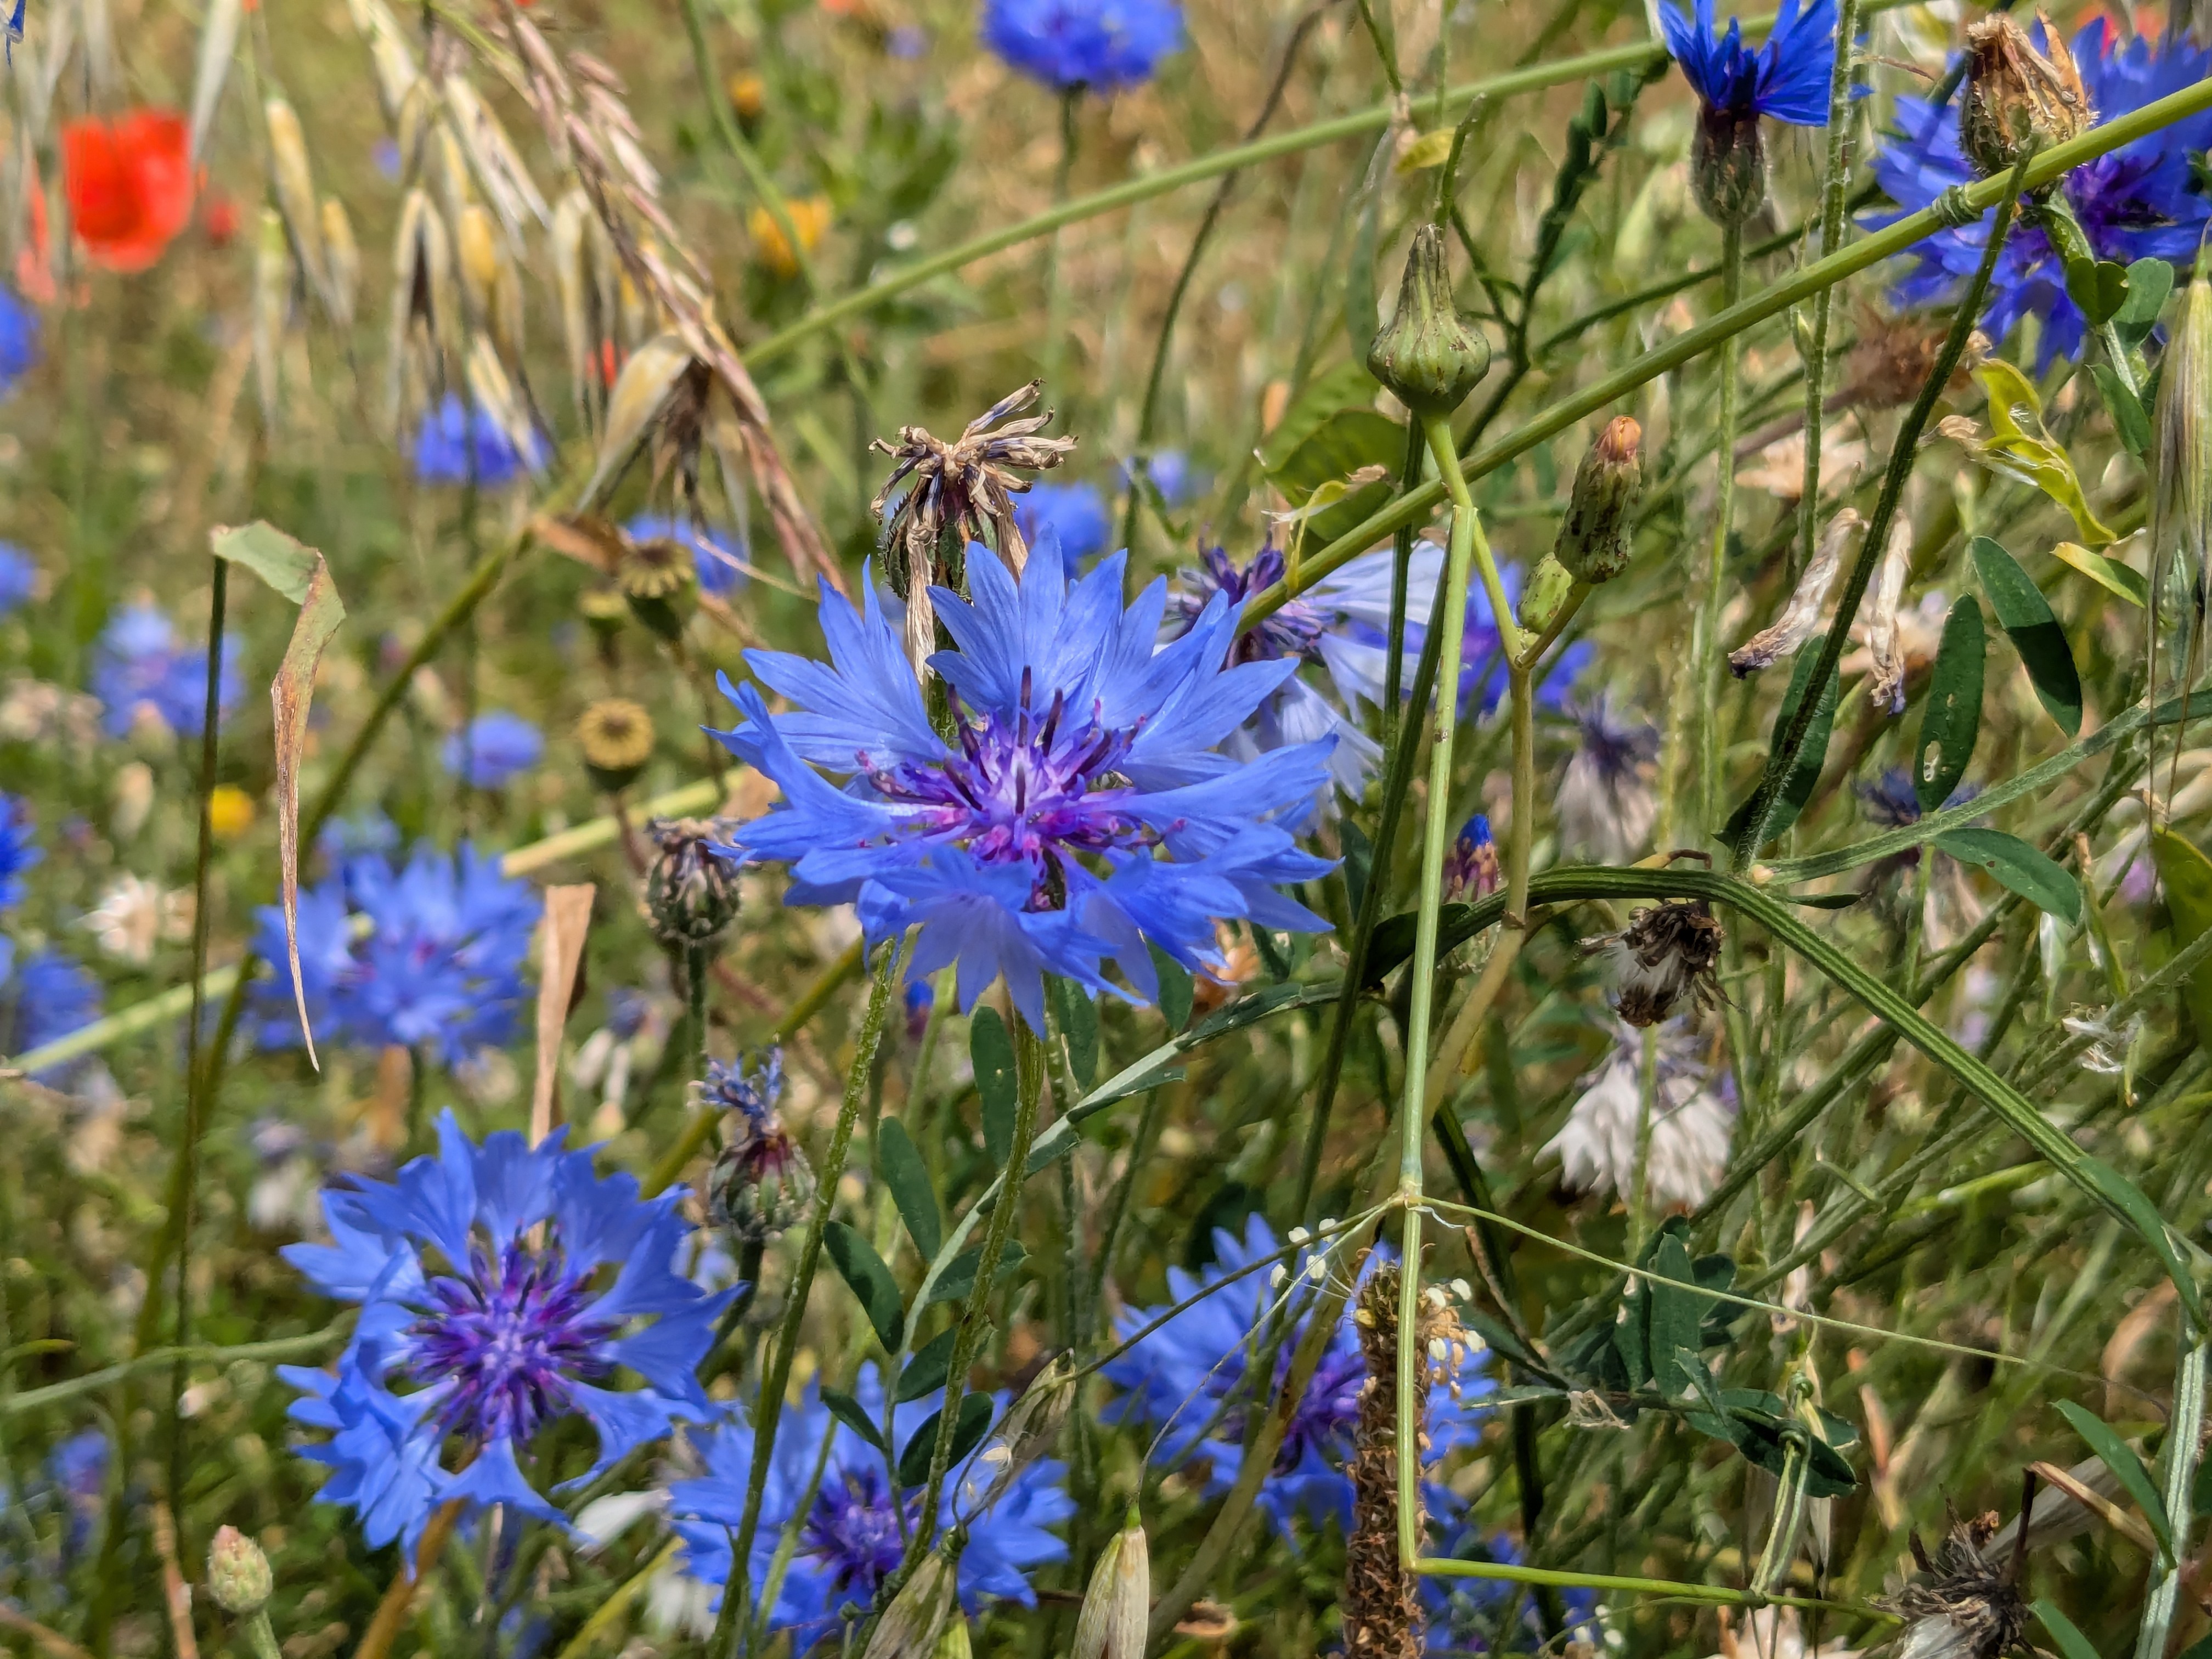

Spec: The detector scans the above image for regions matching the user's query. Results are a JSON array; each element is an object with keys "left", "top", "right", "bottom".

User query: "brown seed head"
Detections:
[{"left": 1960, "top": 13, "right": 2094, "bottom": 179}]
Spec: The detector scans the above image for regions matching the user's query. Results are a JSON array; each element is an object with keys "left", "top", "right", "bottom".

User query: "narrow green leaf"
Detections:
[
  {"left": 268, "top": 553, "right": 346, "bottom": 1069},
  {"left": 1916, "top": 596, "right": 1985, "bottom": 813},
  {"left": 824, "top": 1221, "right": 906, "bottom": 1351},
  {"left": 2090, "top": 363, "right": 2152, "bottom": 456},
  {"left": 1053, "top": 978, "right": 1098, "bottom": 1090},
  {"left": 1340, "top": 816, "right": 1373, "bottom": 917},
  {"left": 1645, "top": 1231, "right": 1714, "bottom": 1398},
  {"left": 2058, "top": 1396, "right": 2177, "bottom": 1567},
  {"left": 897, "top": 1392, "right": 994, "bottom": 1488},
  {"left": 1933, "top": 828, "right": 2082, "bottom": 925},
  {"left": 1722, "top": 632, "right": 1839, "bottom": 848},
  {"left": 2034, "top": 1600, "right": 2104, "bottom": 1659},
  {"left": 972, "top": 1006, "right": 1017, "bottom": 1168},
  {"left": 1149, "top": 942, "right": 1194, "bottom": 1034},
  {"left": 2151, "top": 828, "right": 2212, "bottom": 1043},
  {"left": 926, "top": 1239, "right": 1029, "bottom": 1306},
  {"left": 821, "top": 1386, "right": 889, "bottom": 1454},
  {"left": 2073, "top": 1157, "right": 2202, "bottom": 1358},
  {"left": 1972, "top": 535, "right": 2084, "bottom": 736},
  {"left": 895, "top": 1326, "right": 962, "bottom": 1404},
  {"left": 1675, "top": 1350, "right": 1746, "bottom": 1447},
  {"left": 876, "top": 1117, "right": 942, "bottom": 1263},
  {"left": 1610, "top": 1277, "right": 1651, "bottom": 1389},
  {"left": 2051, "top": 539, "right": 2150, "bottom": 607}
]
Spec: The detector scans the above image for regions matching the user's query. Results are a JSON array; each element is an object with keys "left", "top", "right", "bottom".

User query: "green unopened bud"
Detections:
[
  {"left": 1959, "top": 13, "right": 2091, "bottom": 180},
  {"left": 708, "top": 1120, "right": 817, "bottom": 1244},
  {"left": 207, "top": 1525, "right": 273, "bottom": 1616},
  {"left": 1366, "top": 224, "right": 1490, "bottom": 416},
  {"left": 2153, "top": 268, "right": 2212, "bottom": 592},
  {"left": 645, "top": 818, "right": 741, "bottom": 947},
  {"left": 1071, "top": 1510, "right": 1149, "bottom": 1659},
  {"left": 1691, "top": 106, "right": 1765, "bottom": 228},
  {"left": 1553, "top": 416, "right": 1645, "bottom": 583},
  {"left": 1518, "top": 555, "right": 1576, "bottom": 637}
]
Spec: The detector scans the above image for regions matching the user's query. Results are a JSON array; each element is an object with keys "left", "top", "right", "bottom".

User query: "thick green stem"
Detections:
[{"left": 1697, "top": 224, "right": 1743, "bottom": 830}]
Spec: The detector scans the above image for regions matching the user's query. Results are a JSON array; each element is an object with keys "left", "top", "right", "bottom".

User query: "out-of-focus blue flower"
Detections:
[
  {"left": 318, "top": 809, "right": 403, "bottom": 865},
  {"left": 0, "top": 287, "right": 38, "bottom": 395},
  {"left": 980, "top": 0, "right": 1182, "bottom": 91},
  {"left": 279, "top": 1114, "right": 733, "bottom": 1560},
  {"left": 1662, "top": 0, "right": 1837, "bottom": 123},
  {"left": 0, "top": 950, "right": 103, "bottom": 1078},
  {"left": 1556, "top": 695, "right": 1662, "bottom": 867},
  {"left": 1103, "top": 1215, "right": 1493, "bottom": 1537},
  {"left": 0, "top": 541, "right": 38, "bottom": 614},
  {"left": 1445, "top": 814, "right": 1498, "bottom": 901},
  {"left": 91, "top": 603, "right": 242, "bottom": 740},
  {"left": 625, "top": 514, "right": 749, "bottom": 599},
  {"left": 1015, "top": 482, "right": 1110, "bottom": 581},
  {"left": 903, "top": 975, "right": 935, "bottom": 1039},
  {"left": 47, "top": 1429, "right": 107, "bottom": 1557},
  {"left": 1122, "top": 449, "right": 1201, "bottom": 507},
  {"left": 712, "top": 549, "right": 1335, "bottom": 1029},
  {"left": 442, "top": 712, "right": 545, "bottom": 789},
  {"left": 249, "top": 842, "right": 538, "bottom": 1065},
  {"left": 0, "top": 792, "right": 41, "bottom": 911},
  {"left": 667, "top": 1367, "right": 1072, "bottom": 1637},
  {"left": 411, "top": 393, "right": 547, "bottom": 488},
  {"left": 1869, "top": 21, "right": 2212, "bottom": 365},
  {"left": 887, "top": 24, "right": 928, "bottom": 59},
  {"left": 373, "top": 137, "right": 402, "bottom": 179}
]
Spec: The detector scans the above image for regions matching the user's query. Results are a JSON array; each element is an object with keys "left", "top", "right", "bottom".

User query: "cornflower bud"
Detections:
[
  {"left": 1553, "top": 416, "right": 1645, "bottom": 583},
  {"left": 575, "top": 697, "right": 655, "bottom": 793},
  {"left": 1367, "top": 224, "right": 1491, "bottom": 417},
  {"left": 703, "top": 1049, "right": 817, "bottom": 1245},
  {"left": 644, "top": 817, "right": 740, "bottom": 947},
  {"left": 1692, "top": 101, "right": 1767, "bottom": 228},
  {"left": 206, "top": 1525, "right": 273, "bottom": 1616},
  {"left": 1518, "top": 554, "right": 1576, "bottom": 636},
  {"left": 1959, "top": 12, "right": 2091, "bottom": 180}
]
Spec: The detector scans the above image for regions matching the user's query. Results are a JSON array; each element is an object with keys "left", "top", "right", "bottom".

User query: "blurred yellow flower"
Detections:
[
  {"left": 209, "top": 785, "right": 256, "bottom": 840},
  {"left": 748, "top": 196, "right": 831, "bottom": 279},
  {"left": 726, "top": 72, "right": 766, "bottom": 121}
]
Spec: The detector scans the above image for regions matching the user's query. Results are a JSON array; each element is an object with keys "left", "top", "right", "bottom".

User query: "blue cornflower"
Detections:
[
  {"left": 1870, "top": 21, "right": 2212, "bottom": 365},
  {"left": 249, "top": 842, "right": 538, "bottom": 1065},
  {"left": 90, "top": 603, "right": 242, "bottom": 740},
  {"left": 1014, "top": 482, "right": 1110, "bottom": 582},
  {"left": 980, "top": 0, "right": 1182, "bottom": 92},
  {"left": 442, "top": 712, "right": 545, "bottom": 789},
  {"left": 279, "top": 1114, "right": 733, "bottom": 1560},
  {"left": 712, "top": 548, "right": 1335, "bottom": 1029},
  {"left": 411, "top": 393, "right": 547, "bottom": 488},
  {"left": 1103, "top": 1216, "right": 1494, "bottom": 1537},
  {"left": 1445, "top": 814, "right": 1498, "bottom": 901},
  {"left": 0, "top": 287, "right": 37, "bottom": 396},
  {"left": 318, "top": 809, "right": 402, "bottom": 865},
  {"left": 667, "top": 1367, "right": 1073, "bottom": 1637},
  {"left": 0, "top": 949, "right": 104, "bottom": 1079},
  {"left": 625, "top": 514, "right": 749, "bottom": 599},
  {"left": 1662, "top": 0, "right": 1838, "bottom": 125},
  {"left": 0, "top": 541, "right": 37, "bottom": 614},
  {"left": 0, "top": 792, "right": 41, "bottom": 911}
]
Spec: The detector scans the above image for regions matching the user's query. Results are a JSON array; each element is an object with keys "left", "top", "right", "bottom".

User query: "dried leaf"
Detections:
[
  {"left": 530, "top": 884, "right": 595, "bottom": 1144},
  {"left": 264, "top": 99, "right": 328, "bottom": 302}
]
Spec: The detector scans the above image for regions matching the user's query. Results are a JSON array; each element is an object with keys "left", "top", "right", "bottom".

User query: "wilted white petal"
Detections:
[{"left": 1730, "top": 508, "right": 1864, "bottom": 676}]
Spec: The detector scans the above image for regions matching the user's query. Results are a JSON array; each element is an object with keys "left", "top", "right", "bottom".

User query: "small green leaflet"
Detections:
[
  {"left": 2054, "top": 1399, "right": 2175, "bottom": 1566},
  {"left": 1722, "top": 631, "right": 1839, "bottom": 849},
  {"left": 897, "top": 1392, "right": 994, "bottom": 1488},
  {"left": 926, "top": 1239, "right": 1029, "bottom": 1306},
  {"left": 2151, "top": 828, "right": 2212, "bottom": 1045},
  {"left": 821, "top": 1386, "right": 888, "bottom": 1455},
  {"left": 1148, "top": 941, "right": 1193, "bottom": 1034},
  {"left": 1051, "top": 977, "right": 1098, "bottom": 1089},
  {"left": 1971, "top": 535, "right": 2083, "bottom": 737},
  {"left": 2064, "top": 256, "right": 2131, "bottom": 327},
  {"left": 876, "top": 1116, "right": 942, "bottom": 1263},
  {"left": 2033, "top": 1600, "right": 2104, "bottom": 1659},
  {"left": 824, "top": 1221, "right": 905, "bottom": 1351},
  {"left": 2114, "top": 257, "right": 2175, "bottom": 348},
  {"left": 896, "top": 1326, "right": 963, "bottom": 1403},
  {"left": 1933, "top": 828, "right": 2081, "bottom": 925},
  {"left": 972, "top": 1006, "right": 1017, "bottom": 1168},
  {"left": 1915, "top": 596, "right": 1984, "bottom": 813},
  {"left": 2090, "top": 363, "right": 2151, "bottom": 456},
  {"left": 2050, "top": 540, "right": 2149, "bottom": 608}
]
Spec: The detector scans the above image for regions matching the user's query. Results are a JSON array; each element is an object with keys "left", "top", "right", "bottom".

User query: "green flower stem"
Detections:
[
  {"left": 1411, "top": 1555, "right": 1878, "bottom": 1615},
  {"left": 678, "top": 0, "right": 827, "bottom": 301},
  {"left": 1240, "top": 72, "right": 2212, "bottom": 633},
  {"left": 242, "top": 1611, "right": 285, "bottom": 1659},
  {"left": 551, "top": 1539, "right": 680, "bottom": 1659},
  {"left": 1395, "top": 414, "right": 1487, "bottom": 1566},
  {"left": 1729, "top": 144, "right": 2033, "bottom": 866},
  {"left": 724, "top": 936, "right": 904, "bottom": 1634},
  {"left": 1, "top": 1329, "right": 344, "bottom": 1419},
  {"left": 1697, "top": 223, "right": 1744, "bottom": 830},
  {"left": 1796, "top": 0, "right": 1864, "bottom": 577}
]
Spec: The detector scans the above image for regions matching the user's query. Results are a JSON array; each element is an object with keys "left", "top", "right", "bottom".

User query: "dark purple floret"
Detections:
[
  {"left": 408, "top": 1240, "right": 618, "bottom": 1444},
  {"left": 800, "top": 1467, "right": 912, "bottom": 1608},
  {"left": 1172, "top": 544, "right": 1331, "bottom": 668}
]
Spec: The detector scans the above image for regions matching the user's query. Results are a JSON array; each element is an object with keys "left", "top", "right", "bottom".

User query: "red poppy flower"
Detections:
[{"left": 61, "top": 110, "right": 194, "bottom": 272}]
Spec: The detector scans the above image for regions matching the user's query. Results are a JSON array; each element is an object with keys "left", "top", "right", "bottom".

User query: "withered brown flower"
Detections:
[
  {"left": 1959, "top": 13, "right": 2094, "bottom": 180},
  {"left": 1587, "top": 899, "right": 1725, "bottom": 1027},
  {"left": 1880, "top": 1505, "right": 2031, "bottom": 1659}
]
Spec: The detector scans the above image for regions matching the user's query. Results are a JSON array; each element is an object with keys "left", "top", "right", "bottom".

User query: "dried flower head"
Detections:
[
  {"left": 1881, "top": 1508, "right": 2030, "bottom": 1659},
  {"left": 1731, "top": 507, "right": 1863, "bottom": 677},
  {"left": 617, "top": 524, "right": 699, "bottom": 641},
  {"left": 871, "top": 381, "right": 1077, "bottom": 674},
  {"left": 1960, "top": 13, "right": 2093, "bottom": 180},
  {"left": 1587, "top": 898, "right": 1724, "bottom": 1026},
  {"left": 577, "top": 697, "right": 655, "bottom": 792}
]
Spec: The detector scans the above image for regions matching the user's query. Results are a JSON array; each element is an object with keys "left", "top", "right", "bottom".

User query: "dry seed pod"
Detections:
[
  {"left": 1586, "top": 899, "right": 1725, "bottom": 1027},
  {"left": 1071, "top": 1511, "right": 1148, "bottom": 1659},
  {"left": 445, "top": 76, "right": 551, "bottom": 235},
  {"left": 321, "top": 198, "right": 359, "bottom": 332},
  {"left": 552, "top": 189, "right": 596, "bottom": 413},
  {"left": 385, "top": 188, "right": 462, "bottom": 433},
  {"left": 264, "top": 98, "right": 328, "bottom": 300},
  {"left": 1960, "top": 13, "right": 2093, "bottom": 179},
  {"left": 465, "top": 335, "right": 542, "bottom": 475}
]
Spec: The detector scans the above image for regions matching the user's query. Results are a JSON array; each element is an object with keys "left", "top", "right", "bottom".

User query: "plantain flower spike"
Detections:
[
  {"left": 1959, "top": 13, "right": 2092, "bottom": 180},
  {"left": 1071, "top": 1509, "right": 1149, "bottom": 1659},
  {"left": 1554, "top": 415, "right": 1645, "bottom": 583},
  {"left": 1367, "top": 223, "right": 1491, "bottom": 416}
]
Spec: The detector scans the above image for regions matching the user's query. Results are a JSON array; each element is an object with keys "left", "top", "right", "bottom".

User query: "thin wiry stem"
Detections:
[
  {"left": 1696, "top": 223, "right": 1743, "bottom": 832},
  {"left": 1795, "top": 0, "right": 1864, "bottom": 578}
]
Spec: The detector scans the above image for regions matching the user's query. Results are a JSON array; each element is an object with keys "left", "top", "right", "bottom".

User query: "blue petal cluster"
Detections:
[
  {"left": 1661, "top": 0, "right": 1838, "bottom": 122},
  {"left": 411, "top": 393, "right": 548, "bottom": 488},
  {"left": 713, "top": 549, "right": 1334, "bottom": 1029},
  {"left": 625, "top": 513, "right": 749, "bottom": 599},
  {"left": 280, "top": 1115, "right": 732, "bottom": 1558},
  {"left": 1869, "top": 21, "right": 2212, "bottom": 364},
  {"left": 0, "top": 287, "right": 37, "bottom": 396},
  {"left": 90, "top": 603, "right": 242, "bottom": 740},
  {"left": 1014, "top": 482, "right": 1110, "bottom": 582},
  {"left": 442, "top": 712, "right": 545, "bottom": 789},
  {"left": 0, "top": 541, "right": 36, "bottom": 616},
  {"left": 0, "top": 950, "right": 103, "bottom": 1080},
  {"left": 1102, "top": 1216, "right": 1494, "bottom": 1537},
  {"left": 250, "top": 842, "right": 538, "bottom": 1064},
  {"left": 0, "top": 792, "right": 40, "bottom": 912},
  {"left": 668, "top": 1367, "right": 1072, "bottom": 1637},
  {"left": 980, "top": 0, "right": 1183, "bottom": 92}
]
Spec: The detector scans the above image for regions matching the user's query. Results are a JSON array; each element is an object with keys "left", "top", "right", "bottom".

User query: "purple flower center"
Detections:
[
  {"left": 870, "top": 671, "right": 1152, "bottom": 909},
  {"left": 407, "top": 1240, "right": 616, "bottom": 1444},
  {"left": 1174, "top": 545, "right": 1329, "bottom": 667},
  {"left": 799, "top": 1467, "right": 912, "bottom": 1606}
]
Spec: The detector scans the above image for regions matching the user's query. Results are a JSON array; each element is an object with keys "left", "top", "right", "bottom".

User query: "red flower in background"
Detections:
[{"left": 61, "top": 110, "right": 193, "bottom": 272}]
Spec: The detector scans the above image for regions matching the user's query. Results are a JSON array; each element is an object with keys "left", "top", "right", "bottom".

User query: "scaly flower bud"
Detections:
[
  {"left": 1693, "top": 103, "right": 1767, "bottom": 227},
  {"left": 1366, "top": 224, "right": 1491, "bottom": 417},
  {"left": 617, "top": 526, "right": 699, "bottom": 643},
  {"left": 1518, "top": 554, "right": 1576, "bottom": 637},
  {"left": 1072, "top": 1510, "right": 1149, "bottom": 1659},
  {"left": 207, "top": 1525, "right": 273, "bottom": 1616},
  {"left": 1553, "top": 415, "right": 1645, "bottom": 583},
  {"left": 1959, "top": 13, "right": 2092, "bottom": 180},
  {"left": 704, "top": 1048, "right": 815, "bottom": 1244},
  {"left": 645, "top": 817, "right": 740, "bottom": 947},
  {"left": 1444, "top": 814, "right": 1501, "bottom": 901}
]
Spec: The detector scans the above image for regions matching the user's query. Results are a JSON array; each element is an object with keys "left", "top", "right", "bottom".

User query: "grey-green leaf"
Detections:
[
  {"left": 2115, "top": 257, "right": 2175, "bottom": 346},
  {"left": 1917, "top": 596, "right": 1985, "bottom": 813},
  {"left": 2034, "top": 1601, "right": 2104, "bottom": 1659},
  {"left": 2054, "top": 1399, "right": 2174, "bottom": 1566},
  {"left": 972, "top": 1006, "right": 1017, "bottom": 1169},
  {"left": 1933, "top": 828, "right": 2082, "bottom": 926},
  {"left": 926, "top": 1239, "right": 1029, "bottom": 1306},
  {"left": 897, "top": 1392, "right": 994, "bottom": 1488},
  {"left": 1053, "top": 978, "right": 1098, "bottom": 1090},
  {"left": 877, "top": 1117, "right": 942, "bottom": 1264},
  {"left": 1149, "top": 943, "right": 1194, "bottom": 1034},
  {"left": 1723, "top": 632, "right": 1838, "bottom": 848},
  {"left": 825, "top": 1221, "right": 905, "bottom": 1352},
  {"left": 1972, "top": 535, "right": 2083, "bottom": 737}
]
